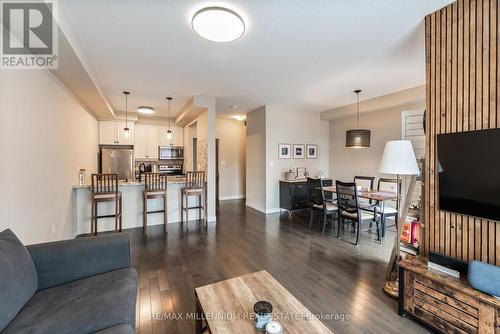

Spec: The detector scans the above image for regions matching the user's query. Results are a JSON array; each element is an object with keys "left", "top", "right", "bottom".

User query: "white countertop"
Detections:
[{"left": 73, "top": 175, "right": 187, "bottom": 189}]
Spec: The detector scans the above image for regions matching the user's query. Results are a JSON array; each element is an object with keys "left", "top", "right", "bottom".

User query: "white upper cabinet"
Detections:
[
  {"left": 99, "top": 121, "right": 134, "bottom": 145},
  {"left": 146, "top": 125, "right": 159, "bottom": 159},
  {"left": 134, "top": 124, "right": 147, "bottom": 159},
  {"left": 99, "top": 121, "right": 116, "bottom": 145},
  {"left": 134, "top": 124, "right": 159, "bottom": 159},
  {"left": 158, "top": 125, "right": 184, "bottom": 146}
]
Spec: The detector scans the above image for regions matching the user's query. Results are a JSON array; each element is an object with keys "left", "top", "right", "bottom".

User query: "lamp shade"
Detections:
[
  {"left": 346, "top": 129, "right": 371, "bottom": 148},
  {"left": 379, "top": 140, "right": 420, "bottom": 175}
]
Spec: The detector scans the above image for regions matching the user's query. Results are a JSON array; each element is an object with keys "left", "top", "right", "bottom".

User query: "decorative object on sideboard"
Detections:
[
  {"left": 378, "top": 140, "right": 420, "bottom": 298},
  {"left": 166, "top": 96, "right": 173, "bottom": 140},
  {"left": 346, "top": 89, "right": 371, "bottom": 148},
  {"left": 317, "top": 171, "right": 325, "bottom": 178},
  {"left": 296, "top": 167, "right": 307, "bottom": 179},
  {"left": 122, "top": 91, "right": 130, "bottom": 138},
  {"left": 278, "top": 143, "right": 291, "bottom": 159},
  {"left": 306, "top": 144, "right": 317, "bottom": 159},
  {"left": 293, "top": 144, "right": 304, "bottom": 159},
  {"left": 284, "top": 169, "right": 296, "bottom": 181},
  {"left": 78, "top": 169, "right": 86, "bottom": 186}
]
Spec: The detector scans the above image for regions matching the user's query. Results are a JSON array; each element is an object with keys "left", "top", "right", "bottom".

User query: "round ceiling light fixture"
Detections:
[
  {"left": 191, "top": 6, "right": 245, "bottom": 42},
  {"left": 137, "top": 106, "right": 154, "bottom": 114}
]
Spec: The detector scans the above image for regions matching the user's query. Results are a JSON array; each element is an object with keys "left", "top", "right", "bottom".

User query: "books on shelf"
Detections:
[
  {"left": 400, "top": 218, "right": 420, "bottom": 246},
  {"left": 400, "top": 217, "right": 421, "bottom": 256}
]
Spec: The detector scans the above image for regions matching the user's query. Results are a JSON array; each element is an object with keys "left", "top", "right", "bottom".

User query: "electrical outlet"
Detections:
[{"left": 51, "top": 224, "right": 55, "bottom": 236}]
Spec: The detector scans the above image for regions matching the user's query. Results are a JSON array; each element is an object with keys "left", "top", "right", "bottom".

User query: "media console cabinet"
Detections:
[
  {"left": 399, "top": 257, "right": 500, "bottom": 333},
  {"left": 279, "top": 178, "right": 332, "bottom": 218}
]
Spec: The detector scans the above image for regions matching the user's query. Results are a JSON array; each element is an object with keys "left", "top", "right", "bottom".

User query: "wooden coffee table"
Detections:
[{"left": 195, "top": 270, "right": 334, "bottom": 333}]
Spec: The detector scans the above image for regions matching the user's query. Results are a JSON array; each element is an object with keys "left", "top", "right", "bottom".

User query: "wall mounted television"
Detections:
[{"left": 437, "top": 128, "right": 500, "bottom": 222}]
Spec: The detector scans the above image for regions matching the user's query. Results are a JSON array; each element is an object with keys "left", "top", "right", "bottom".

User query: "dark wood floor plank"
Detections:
[{"left": 129, "top": 200, "right": 431, "bottom": 334}]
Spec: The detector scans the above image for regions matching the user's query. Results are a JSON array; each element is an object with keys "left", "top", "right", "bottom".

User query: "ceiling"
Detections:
[{"left": 61, "top": 0, "right": 454, "bottom": 119}]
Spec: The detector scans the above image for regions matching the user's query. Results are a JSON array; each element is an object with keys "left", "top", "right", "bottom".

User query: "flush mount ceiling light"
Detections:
[
  {"left": 191, "top": 6, "right": 245, "bottom": 42},
  {"left": 346, "top": 89, "right": 371, "bottom": 148},
  {"left": 137, "top": 106, "right": 154, "bottom": 114}
]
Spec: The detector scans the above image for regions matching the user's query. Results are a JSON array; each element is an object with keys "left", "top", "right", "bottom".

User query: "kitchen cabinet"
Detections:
[
  {"left": 99, "top": 121, "right": 134, "bottom": 145},
  {"left": 134, "top": 124, "right": 159, "bottom": 159},
  {"left": 158, "top": 125, "right": 184, "bottom": 146}
]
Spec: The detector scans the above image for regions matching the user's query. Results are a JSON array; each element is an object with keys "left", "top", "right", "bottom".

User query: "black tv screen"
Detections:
[{"left": 437, "top": 129, "right": 500, "bottom": 221}]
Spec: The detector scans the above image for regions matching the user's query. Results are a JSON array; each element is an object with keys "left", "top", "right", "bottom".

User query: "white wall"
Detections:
[
  {"left": 265, "top": 106, "right": 330, "bottom": 212},
  {"left": 0, "top": 70, "right": 98, "bottom": 244},
  {"left": 216, "top": 118, "right": 246, "bottom": 200},
  {"left": 329, "top": 107, "right": 402, "bottom": 181},
  {"left": 245, "top": 107, "right": 267, "bottom": 212},
  {"left": 327, "top": 87, "right": 425, "bottom": 182}
]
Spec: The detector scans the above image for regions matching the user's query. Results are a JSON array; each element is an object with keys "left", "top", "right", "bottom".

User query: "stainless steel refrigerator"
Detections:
[{"left": 101, "top": 147, "right": 134, "bottom": 180}]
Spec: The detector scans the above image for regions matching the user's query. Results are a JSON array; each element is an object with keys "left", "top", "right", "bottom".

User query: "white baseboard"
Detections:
[
  {"left": 245, "top": 202, "right": 266, "bottom": 213},
  {"left": 265, "top": 208, "right": 282, "bottom": 214},
  {"left": 219, "top": 195, "right": 245, "bottom": 201}
]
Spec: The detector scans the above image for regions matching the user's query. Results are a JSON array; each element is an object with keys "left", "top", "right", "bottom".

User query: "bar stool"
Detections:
[
  {"left": 91, "top": 173, "right": 122, "bottom": 235},
  {"left": 181, "top": 171, "right": 207, "bottom": 229},
  {"left": 143, "top": 172, "right": 168, "bottom": 236}
]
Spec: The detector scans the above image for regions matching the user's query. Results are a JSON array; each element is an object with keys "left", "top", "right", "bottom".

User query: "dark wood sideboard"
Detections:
[
  {"left": 279, "top": 179, "right": 332, "bottom": 215},
  {"left": 399, "top": 257, "right": 500, "bottom": 334}
]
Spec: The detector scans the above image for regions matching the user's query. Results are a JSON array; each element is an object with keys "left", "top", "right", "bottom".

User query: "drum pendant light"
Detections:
[
  {"left": 123, "top": 91, "right": 130, "bottom": 138},
  {"left": 346, "top": 89, "right": 370, "bottom": 148},
  {"left": 166, "top": 97, "right": 173, "bottom": 140}
]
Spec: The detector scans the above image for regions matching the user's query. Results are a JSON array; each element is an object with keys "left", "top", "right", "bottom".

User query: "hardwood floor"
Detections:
[{"left": 130, "top": 199, "right": 432, "bottom": 334}]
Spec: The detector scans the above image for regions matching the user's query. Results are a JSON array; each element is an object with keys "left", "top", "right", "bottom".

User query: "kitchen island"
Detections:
[{"left": 73, "top": 176, "right": 204, "bottom": 235}]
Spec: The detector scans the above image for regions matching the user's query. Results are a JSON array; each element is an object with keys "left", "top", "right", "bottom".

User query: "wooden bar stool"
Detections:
[
  {"left": 143, "top": 172, "right": 168, "bottom": 236},
  {"left": 181, "top": 171, "right": 207, "bottom": 230},
  {"left": 91, "top": 173, "right": 122, "bottom": 235}
]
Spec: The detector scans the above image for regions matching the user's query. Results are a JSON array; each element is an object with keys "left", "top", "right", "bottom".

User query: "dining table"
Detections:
[{"left": 322, "top": 186, "right": 398, "bottom": 238}]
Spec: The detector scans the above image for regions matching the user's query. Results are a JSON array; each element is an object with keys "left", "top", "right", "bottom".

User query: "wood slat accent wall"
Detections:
[{"left": 424, "top": 0, "right": 499, "bottom": 265}]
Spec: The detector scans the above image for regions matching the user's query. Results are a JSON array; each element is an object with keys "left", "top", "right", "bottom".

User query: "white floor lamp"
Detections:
[{"left": 378, "top": 140, "right": 420, "bottom": 298}]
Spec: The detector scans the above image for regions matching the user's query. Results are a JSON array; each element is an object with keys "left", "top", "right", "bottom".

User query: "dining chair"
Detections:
[
  {"left": 377, "top": 178, "right": 400, "bottom": 237},
  {"left": 307, "top": 177, "right": 337, "bottom": 234},
  {"left": 354, "top": 176, "right": 375, "bottom": 207},
  {"left": 335, "top": 181, "right": 381, "bottom": 245}
]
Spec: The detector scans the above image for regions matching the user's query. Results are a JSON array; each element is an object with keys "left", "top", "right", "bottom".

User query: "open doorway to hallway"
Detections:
[{"left": 215, "top": 117, "right": 247, "bottom": 211}]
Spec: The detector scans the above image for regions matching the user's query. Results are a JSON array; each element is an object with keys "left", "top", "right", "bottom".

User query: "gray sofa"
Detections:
[{"left": 0, "top": 229, "right": 137, "bottom": 334}]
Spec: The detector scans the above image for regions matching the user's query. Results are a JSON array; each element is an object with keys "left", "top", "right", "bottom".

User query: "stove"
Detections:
[{"left": 158, "top": 164, "right": 183, "bottom": 175}]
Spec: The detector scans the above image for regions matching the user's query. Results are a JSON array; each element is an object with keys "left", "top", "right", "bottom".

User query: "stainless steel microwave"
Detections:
[{"left": 159, "top": 146, "right": 184, "bottom": 160}]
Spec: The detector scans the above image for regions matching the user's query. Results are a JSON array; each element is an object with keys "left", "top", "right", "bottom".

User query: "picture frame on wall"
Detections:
[
  {"left": 278, "top": 143, "right": 291, "bottom": 159},
  {"left": 306, "top": 144, "right": 318, "bottom": 159},
  {"left": 293, "top": 144, "right": 305, "bottom": 159}
]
